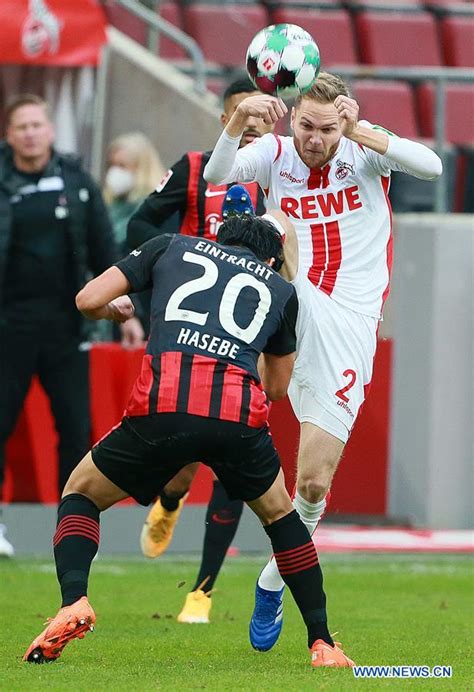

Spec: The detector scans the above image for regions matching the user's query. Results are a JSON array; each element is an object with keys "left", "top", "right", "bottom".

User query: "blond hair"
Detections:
[
  {"left": 295, "top": 72, "right": 350, "bottom": 108},
  {"left": 104, "top": 132, "right": 165, "bottom": 203}
]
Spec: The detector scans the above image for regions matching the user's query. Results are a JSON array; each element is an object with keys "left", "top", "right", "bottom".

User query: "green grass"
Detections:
[{"left": 0, "top": 554, "right": 473, "bottom": 690}]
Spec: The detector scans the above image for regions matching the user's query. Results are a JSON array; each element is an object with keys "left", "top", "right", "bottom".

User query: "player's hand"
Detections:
[
  {"left": 108, "top": 295, "right": 136, "bottom": 323},
  {"left": 235, "top": 94, "right": 288, "bottom": 125},
  {"left": 120, "top": 316, "right": 145, "bottom": 349},
  {"left": 334, "top": 95, "right": 360, "bottom": 138}
]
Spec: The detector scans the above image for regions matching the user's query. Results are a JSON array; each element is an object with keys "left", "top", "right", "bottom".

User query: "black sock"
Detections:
[
  {"left": 160, "top": 489, "right": 183, "bottom": 512},
  {"left": 192, "top": 480, "right": 243, "bottom": 593},
  {"left": 53, "top": 493, "right": 100, "bottom": 607},
  {"left": 264, "top": 510, "right": 333, "bottom": 648}
]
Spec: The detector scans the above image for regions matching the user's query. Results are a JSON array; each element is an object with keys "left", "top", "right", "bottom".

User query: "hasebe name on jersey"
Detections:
[{"left": 177, "top": 328, "right": 239, "bottom": 360}]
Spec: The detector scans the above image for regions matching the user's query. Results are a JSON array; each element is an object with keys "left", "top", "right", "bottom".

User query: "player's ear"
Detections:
[
  {"left": 290, "top": 107, "right": 296, "bottom": 131},
  {"left": 267, "top": 257, "right": 276, "bottom": 267},
  {"left": 220, "top": 112, "right": 228, "bottom": 127}
]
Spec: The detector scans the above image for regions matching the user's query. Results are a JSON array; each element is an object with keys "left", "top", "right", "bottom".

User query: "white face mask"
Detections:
[{"left": 105, "top": 166, "right": 135, "bottom": 197}]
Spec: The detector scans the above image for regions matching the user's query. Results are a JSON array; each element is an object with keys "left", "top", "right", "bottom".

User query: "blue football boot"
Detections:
[
  {"left": 221, "top": 184, "right": 254, "bottom": 219},
  {"left": 249, "top": 583, "right": 285, "bottom": 652}
]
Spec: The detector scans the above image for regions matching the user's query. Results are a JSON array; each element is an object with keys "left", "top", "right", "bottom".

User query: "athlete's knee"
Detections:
[{"left": 296, "top": 474, "right": 329, "bottom": 504}]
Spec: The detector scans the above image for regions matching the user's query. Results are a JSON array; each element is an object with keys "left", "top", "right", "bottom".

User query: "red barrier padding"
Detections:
[{"left": 4, "top": 340, "right": 391, "bottom": 514}]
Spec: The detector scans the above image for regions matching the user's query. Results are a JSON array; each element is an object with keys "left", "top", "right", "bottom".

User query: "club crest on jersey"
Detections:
[{"left": 335, "top": 160, "right": 355, "bottom": 181}]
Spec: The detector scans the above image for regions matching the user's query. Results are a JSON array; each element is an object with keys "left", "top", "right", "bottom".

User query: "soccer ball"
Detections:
[{"left": 246, "top": 24, "right": 320, "bottom": 99}]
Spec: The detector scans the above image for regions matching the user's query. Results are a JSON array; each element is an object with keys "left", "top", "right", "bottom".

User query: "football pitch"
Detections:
[{"left": 1, "top": 554, "right": 472, "bottom": 690}]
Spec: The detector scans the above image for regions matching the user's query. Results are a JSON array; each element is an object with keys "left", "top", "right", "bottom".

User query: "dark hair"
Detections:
[
  {"left": 5, "top": 94, "right": 50, "bottom": 127},
  {"left": 217, "top": 215, "right": 284, "bottom": 271},
  {"left": 222, "top": 77, "right": 258, "bottom": 105}
]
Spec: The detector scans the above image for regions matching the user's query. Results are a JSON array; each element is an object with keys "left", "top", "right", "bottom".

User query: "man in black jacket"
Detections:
[{"left": 0, "top": 95, "right": 117, "bottom": 556}]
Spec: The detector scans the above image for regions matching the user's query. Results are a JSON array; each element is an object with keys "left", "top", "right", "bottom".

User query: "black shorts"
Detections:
[{"left": 91, "top": 413, "right": 281, "bottom": 505}]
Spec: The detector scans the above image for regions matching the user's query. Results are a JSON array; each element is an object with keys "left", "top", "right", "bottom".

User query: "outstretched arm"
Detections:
[{"left": 335, "top": 95, "right": 442, "bottom": 180}]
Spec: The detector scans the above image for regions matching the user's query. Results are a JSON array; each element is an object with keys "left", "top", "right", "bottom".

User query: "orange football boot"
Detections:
[
  {"left": 23, "top": 596, "right": 95, "bottom": 663},
  {"left": 310, "top": 639, "right": 355, "bottom": 668}
]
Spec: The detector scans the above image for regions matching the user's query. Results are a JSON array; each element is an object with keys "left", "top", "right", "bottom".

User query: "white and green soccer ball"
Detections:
[{"left": 246, "top": 23, "right": 320, "bottom": 99}]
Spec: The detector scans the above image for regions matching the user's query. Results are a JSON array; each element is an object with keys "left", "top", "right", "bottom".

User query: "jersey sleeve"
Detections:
[
  {"left": 359, "top": 120, "right": 442, "bottom": 180},
  {"left": 204, "top": 132, "right": 278, "bottom": 190},
  {"left": 115, "top": 234, "right": 173, "bottom": 292},
  {"left": 126, "top": 155, "right": 189, "bottom": 248},
  {"left": 263, "top": 286, "right": 298, "bottom": 355},
  {"left": 233, "top": 134, "right": 279, "bottom": 190}
]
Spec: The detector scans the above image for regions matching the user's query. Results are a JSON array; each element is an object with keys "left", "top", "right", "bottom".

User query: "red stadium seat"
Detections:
[
  {"left": 156, "top": 1, "right": 186, "bottom": 60},
  {"left": 205, "top": 76, "right": 227, "bottom": 96},
  {"left": 183, "top": 3, "right": 268, "bottom": 67},
  {"left": 270, "top": 8, "right": 358, "bottom": 65},
  {"left": 351, "top": 80, "right": 419, "bottom": 138},
  {"left": 417, "top": 83, "right": 474, "bottom": 145},
  {"left": 355, "top": 11, "right": 442, "bottom": 65},
  {"left": 261, "top": 0, "right": 343, "bottom": 7},
  {"left": 103, "top": 1, "right": 147, "bottom": 45},
  {"left": 441, "top": 16, "right": 474, "bottom": 66}
]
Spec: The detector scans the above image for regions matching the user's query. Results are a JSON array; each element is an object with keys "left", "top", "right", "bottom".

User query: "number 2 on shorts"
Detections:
[{"left": 335, "top": 369, "right": 356, "bottom": 403}]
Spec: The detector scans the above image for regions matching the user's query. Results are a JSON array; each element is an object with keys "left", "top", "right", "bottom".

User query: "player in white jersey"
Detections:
[{"left": 204, "top": 72, "right": 442, "bottom": 661}]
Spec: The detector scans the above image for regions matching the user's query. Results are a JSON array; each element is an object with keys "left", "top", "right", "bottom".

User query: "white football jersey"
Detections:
[{"left": 231, "top": 123, "right": 398, "bottom": 318}]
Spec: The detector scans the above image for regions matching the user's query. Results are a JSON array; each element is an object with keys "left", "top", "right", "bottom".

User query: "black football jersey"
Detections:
[{"left": 115, "top": 234, "right": 297, "bottom": 427}]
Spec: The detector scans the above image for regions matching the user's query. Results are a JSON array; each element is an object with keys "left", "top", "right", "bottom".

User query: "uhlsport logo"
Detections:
[
  {"left": 280, "top": 170, "right": 305, "bottom": 184},
  {"left": 22, "top": 0, "right": 62, "bottom": 58}
]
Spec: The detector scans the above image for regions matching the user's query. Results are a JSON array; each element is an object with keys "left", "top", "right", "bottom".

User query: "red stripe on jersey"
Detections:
[
  {"left": 307, "top": 223, "right": 326, "bottom": 287},
  {"left": 319, "top": 221, "right": 342, "bottom": 296},
  {"left": 181, "top": 151, "right": 202, "bottom": 235},
  {"left": 380, "top": 175, "right": 393, "bottom": 309},
  {"left": 273, "top": 134, "right": 282, "bottom": 162},
  {"left": 219, "top": 365, "right": 244, "bottom": 423},
  {"left": 247, "top": 379, "right": 269, "bottom": 428},
  {"left": 187, "top": 354, "right": 216, "bottom": 417},
  {"left": 123, "top": 354, "right": 154, "bottom": 417},
  {"left": 157, "top": 351, "right": 182, "bottom": 413}
]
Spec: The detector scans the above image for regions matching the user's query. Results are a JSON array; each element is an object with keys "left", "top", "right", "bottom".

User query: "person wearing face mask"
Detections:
[
  {"left": 0, "top": 94, "right": 120, "bottom": 557},
  {"left": 102, "top": 132, "right": 177, "bottom": 344}
]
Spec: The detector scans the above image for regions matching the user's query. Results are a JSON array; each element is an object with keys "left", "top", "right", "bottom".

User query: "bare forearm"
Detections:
[{"left": 79, "top": 303, "right": 118, "bottom": 321}]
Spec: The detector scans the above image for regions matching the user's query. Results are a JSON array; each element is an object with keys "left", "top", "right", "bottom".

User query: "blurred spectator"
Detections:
[
  {"left": 102, "top": 132, "right": 177, "bottom": 341},
  {"left": 0, "top": 94, "right": 117, "bottom": 556}
]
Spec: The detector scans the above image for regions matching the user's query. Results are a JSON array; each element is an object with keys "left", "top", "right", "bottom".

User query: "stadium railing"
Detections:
[{"left": 111, "top": 0, "right": 207, "bottom": 93}]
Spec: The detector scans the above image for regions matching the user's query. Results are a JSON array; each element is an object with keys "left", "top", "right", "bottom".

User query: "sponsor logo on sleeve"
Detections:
[{"left": 156, "top": 169, "right": 173, "bottom": 192}]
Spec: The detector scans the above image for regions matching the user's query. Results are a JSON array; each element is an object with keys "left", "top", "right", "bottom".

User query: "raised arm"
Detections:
[
  {"left": 335, "top": 95, "right": 443, "bottom": 180},
  {"left": 204, "top": 94, "right": 287, "bottom": 185}
]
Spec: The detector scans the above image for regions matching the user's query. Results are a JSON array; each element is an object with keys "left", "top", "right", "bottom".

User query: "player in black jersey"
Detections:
[
  {"left": 23, "top": 215, "right": 338, "bottom": 671},
  {"left": 130, "top": 78, "right": 278, "bottom": 623}
]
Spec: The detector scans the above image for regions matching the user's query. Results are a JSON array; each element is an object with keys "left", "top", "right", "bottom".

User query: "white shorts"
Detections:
[{"left": 289, "top": 274, "right": 379, "bottom": 443}]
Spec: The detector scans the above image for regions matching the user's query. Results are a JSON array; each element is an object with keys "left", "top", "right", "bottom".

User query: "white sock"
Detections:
[{"left": 258, "top": 493, "right": 327, "bottom": 592}]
